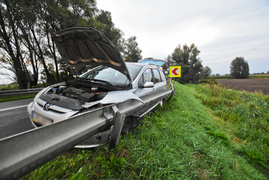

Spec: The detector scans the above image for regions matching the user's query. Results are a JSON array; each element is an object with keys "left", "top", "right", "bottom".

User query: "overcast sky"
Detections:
[{"left": 97, "top": 0, "right": 269, "bottom": 75}]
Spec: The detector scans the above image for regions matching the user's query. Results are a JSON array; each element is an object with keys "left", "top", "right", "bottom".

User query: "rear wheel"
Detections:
[{"left": 166, "top": 90, "right": 174, "bottom": 102}]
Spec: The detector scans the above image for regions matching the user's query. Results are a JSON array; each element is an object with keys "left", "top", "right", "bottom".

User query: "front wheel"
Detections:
[
  {"left": 121, "top": 117, "right": 133, "bottom": 134},
  {"left": 121, "top": 116, "right": 139, "bottom": 135}
]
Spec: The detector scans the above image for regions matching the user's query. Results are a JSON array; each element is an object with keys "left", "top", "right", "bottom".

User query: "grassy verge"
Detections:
[
  {"left": 0, "top": 83, "right": 42, "bottom": 102},
  {"left": 188, "top": 84, "right": 269, "bottom": 172},
  {"left": 249, "top": 74, "right": 269, "bottom": 79},
  {"left": 22, "top": 82, "right": 268, "bottom": 179},
  {"left": 0, "top": 83, "right": 44, "bottom": 91},
  {"left": 0, "top": 94, "right": 36, "bottom": 102},
  {"left": 0, "top": 83, "right": 20, "bottom": 90}
]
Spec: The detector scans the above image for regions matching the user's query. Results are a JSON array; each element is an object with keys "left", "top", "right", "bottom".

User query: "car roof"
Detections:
[
  {"left": 126, "top": 62, "right": 162, "bottom": 69},
  {"left": 137, "top": 58, "right": 168, "bottom": 68},
  {"left": 126, "top": 62, "right": 145, "bottom": 67},
  {"left": 139, "top": 58, "right": 167, "bottom": 61}
]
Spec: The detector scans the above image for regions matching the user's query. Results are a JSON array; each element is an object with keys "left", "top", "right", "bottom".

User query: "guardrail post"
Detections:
[{"left": 109, "top": 112, "right": 126, "bottom": 149}]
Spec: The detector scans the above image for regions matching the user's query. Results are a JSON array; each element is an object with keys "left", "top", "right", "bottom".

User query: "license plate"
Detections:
[{"left": 32, "top": 112, "right": 52, "bottom": 125}]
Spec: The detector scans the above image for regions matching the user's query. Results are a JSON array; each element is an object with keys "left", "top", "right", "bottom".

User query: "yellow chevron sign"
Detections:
[{"left": 169, "top": 66, "right": 181, "bottom": 77}]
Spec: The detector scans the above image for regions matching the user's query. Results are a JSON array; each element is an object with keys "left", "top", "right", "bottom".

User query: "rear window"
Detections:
[{"left": 153, "top": 69, "right": 161, "bottom": 83}]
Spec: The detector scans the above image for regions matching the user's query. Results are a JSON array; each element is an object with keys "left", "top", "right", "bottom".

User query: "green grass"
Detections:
[
  {"left": 0, "top": 83, "right": 44, "bottom": 90},
  {"left": 22, "top": 82, "right": 268, "bottom": 179},
  {"left": 188, "top": 84, "right": 269, "bottom": 172},
  {"left": 0, "top": 94, "right": 36, "bottom": 102},
  {"left": 0, "top": 83, "right": 20, "bottom": 90},
  {"left": 249, "top": 74, "right": 269, "bottom": 79},
  {"left": 0, "top": 83, "right": 43, "bottom": 102}
]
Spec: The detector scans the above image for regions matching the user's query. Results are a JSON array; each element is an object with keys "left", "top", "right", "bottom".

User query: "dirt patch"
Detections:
[{"left": 216, "top": 79, "right": 269, "bottom": 95}]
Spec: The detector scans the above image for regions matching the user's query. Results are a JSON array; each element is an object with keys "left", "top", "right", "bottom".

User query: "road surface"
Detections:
[{"left": 0, "top": 98, "right": 35, "bottom": 139}]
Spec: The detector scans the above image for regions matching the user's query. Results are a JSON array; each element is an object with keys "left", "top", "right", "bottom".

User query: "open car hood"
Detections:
[{"left": 53, "top": 27, "right": 131, "bottom": 81}]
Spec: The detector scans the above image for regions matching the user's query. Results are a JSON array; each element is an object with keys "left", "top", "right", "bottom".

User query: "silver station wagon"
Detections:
[{"left": 27, "top": 27, "right": 173, "bottom": 147}]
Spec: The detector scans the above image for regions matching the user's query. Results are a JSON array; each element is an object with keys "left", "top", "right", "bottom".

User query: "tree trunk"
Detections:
[
  {"left": 0, "top": 2, "right": 28, "bottom": 89},
  {"left": 45, "top": 22, "right": 59, "bottom": 81},
  {"left": 30, "top": 26, "right": 53, "bottom": 84}
]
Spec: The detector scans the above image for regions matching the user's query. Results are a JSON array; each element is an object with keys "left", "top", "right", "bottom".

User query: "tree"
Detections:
[
  {"left": 123, "top": 36, "right": 142, "bottom": 62},
  {"left": 0, "top": 0, "right": 127, "bottom": 87},
  {"left": 95, "top": 10, "right": 124, "bottom": 51},
  {"left": 0, "top": 0, "right": 32, "bottom": 89},
  {"left": 230, "top": 57, "right": 249, "bottom": 78},
  {"left": 170, "top": 43, "right": 205, "bottom": 84},
  {"left": 202, "top": 66, "right": 212, "bottom": 79},
  {"left": 0, "top": 50, "right": 16, "bottom": 83},
  {"left": 166, "top": 55, "right": 173, "bottom": 66}
]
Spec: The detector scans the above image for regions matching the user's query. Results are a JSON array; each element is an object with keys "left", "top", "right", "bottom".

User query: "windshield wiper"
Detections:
[{"left": 83, "top": 78, "right": 118, "bottom": 89}]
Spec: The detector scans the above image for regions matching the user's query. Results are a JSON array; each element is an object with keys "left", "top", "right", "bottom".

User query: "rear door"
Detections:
[{"left": 152, "top": 68, "right": 167, "bottom": 93}]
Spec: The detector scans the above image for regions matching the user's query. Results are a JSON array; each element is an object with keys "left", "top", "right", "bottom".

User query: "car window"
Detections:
[
  {"left": 153, "top": 69, "right": 161, "bottom": 83},
  {"left": 138, "top": 68, "right": 153, "bottom": 88},
  {"left": 160, "top": 70, "right": 166, "bottom": 82},
  {"left": 143, "top": 69, "right": 153, "bottom": 83}
]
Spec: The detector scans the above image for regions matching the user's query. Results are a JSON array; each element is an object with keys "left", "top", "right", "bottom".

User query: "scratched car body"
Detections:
[{"left": 27, "top": 27, "right": 172, "bottom": 147}]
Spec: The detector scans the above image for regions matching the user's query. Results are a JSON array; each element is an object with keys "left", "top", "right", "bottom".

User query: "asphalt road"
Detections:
[{"left": 0, "top": 98, "right": 35, "bottom": 139}]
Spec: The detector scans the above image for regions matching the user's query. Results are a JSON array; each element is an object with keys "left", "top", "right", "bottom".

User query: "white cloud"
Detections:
[{"left": 98, "top": 0, "right": 269, "bottom": 74}]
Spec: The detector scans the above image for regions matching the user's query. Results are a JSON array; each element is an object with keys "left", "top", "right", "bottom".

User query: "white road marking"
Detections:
[{"left": 0, "top": 105, "right": 28, "bottom": 112}]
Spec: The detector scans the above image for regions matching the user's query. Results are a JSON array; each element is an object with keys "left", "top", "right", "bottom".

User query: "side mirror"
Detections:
[{"left": 143, "top": 82, "right": 154, "bottom": 88}]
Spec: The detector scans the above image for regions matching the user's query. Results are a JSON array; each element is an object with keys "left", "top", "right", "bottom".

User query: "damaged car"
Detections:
[{"left": 27, "top": 27, "right": 173, "bottom": 148}]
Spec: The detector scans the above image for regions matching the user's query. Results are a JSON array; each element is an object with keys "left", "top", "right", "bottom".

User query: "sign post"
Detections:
[{"left": 169, "top": 66, "right": 181, "bottom": 88}]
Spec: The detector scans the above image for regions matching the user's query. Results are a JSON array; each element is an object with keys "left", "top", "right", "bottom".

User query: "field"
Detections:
[
  {"left": 216, "top": 79, "right": 269, "bottom": 95},
  {"left": 21, "top": 82, "right": 268, "bottom": 179}
]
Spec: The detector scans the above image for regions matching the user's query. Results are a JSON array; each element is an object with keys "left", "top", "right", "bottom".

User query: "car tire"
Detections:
[
  {"left": 166, "top": 90, "right": 174, "bottom": 102},
  {"left": 121, "top": 117, "right": 133, "bottom": 135},
  {"left": 132, "top": 117, "right": 139, "bottom": 130}
]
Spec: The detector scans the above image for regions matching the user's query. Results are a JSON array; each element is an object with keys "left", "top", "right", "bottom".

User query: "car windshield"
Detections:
[
  {"left": 79, "top": 64, "right": 142, "bottom": 86},
  {"left": 126, "top": 64, "right": 143, "bottom": 80}
]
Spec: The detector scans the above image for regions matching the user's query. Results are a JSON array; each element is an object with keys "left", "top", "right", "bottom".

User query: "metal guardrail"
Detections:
[
  {"left": 0, "top": 89, "right": 172, "bottom": 180},
  {"left": 0, "top": 88, "right": 43, "bottom": 97}
]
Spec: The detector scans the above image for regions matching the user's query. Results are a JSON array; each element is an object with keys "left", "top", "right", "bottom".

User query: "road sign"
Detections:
[{"left": 169, "top": 66, "right": 181, "bottom": 77}]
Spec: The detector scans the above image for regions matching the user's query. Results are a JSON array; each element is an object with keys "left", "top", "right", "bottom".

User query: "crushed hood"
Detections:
[{"left": 53, "top": 27, "right": 131, "bottom": 81}]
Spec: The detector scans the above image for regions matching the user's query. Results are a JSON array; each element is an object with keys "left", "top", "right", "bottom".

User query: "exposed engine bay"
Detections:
[
  {"left": 56, "top": 85, "right": 107, "bottom": 102},
  {"left": 39, "top": 82, "right": 109, "bottom": 111}
]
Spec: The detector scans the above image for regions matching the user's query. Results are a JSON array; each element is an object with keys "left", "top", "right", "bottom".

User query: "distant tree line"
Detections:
[
  {"left": 166, "top": 44, "right": 252, "bottom": 82},
  {"left": 0, "top": 0, "right": 142, "bottom": 89},
  {"left": 167, "top": 43, "right": 211, "bottom": 84},
  {"left": 253, "top": 72, "right": 269, "bottom": 75}
]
